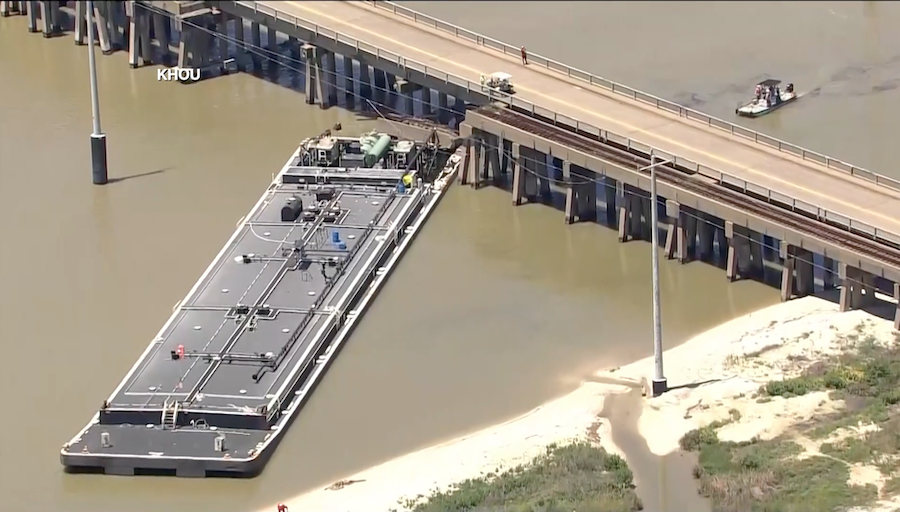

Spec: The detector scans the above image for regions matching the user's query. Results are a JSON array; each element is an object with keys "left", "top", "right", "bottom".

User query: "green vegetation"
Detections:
[
  {"left": 394, "top": 442, "right": 643, "bottom": 512},
  {"left": 678, "top": 333, "right": 900, "bottom": 512}
]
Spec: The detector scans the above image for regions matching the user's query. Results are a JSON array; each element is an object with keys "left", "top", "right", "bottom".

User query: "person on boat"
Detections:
[
  {"left": 755, "top": 84, "right": 762, "bottom": 100},
  {"left": 775, "top": 85, "right": 781, "bottom": 103},
  {"left": 786, "top": 83, "right": 794, "bottom": 94}
]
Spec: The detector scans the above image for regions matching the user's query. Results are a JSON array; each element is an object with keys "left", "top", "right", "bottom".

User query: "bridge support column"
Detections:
[
  {"left": 73, "top": 0, "right": 86, "bottom": 44},
  {"left": 664, "top": 200, "right": 679, "bottom": 260},
  {"left": 249, "top": 22, "right": 260, "bottom": 67},
  {"left": 639, "top": 195, "right": 651, "bottom": 241},
  {"left": 27, "top": 1, "right": 37, "bottom": 32},
  {"left": 127, "top": 3, "right": 150, "bottom": 67},
  {"left": 861, "top": 271, "right": 877, "bottom": 307},
  {"left": 511, "top": 142, "right": 525, "bottom": 205},
  {"left": 617, "top": 185, "right": 642, "bottom": 243},
  {"left": 373, "top": 70, "right": 387, "bottom": 104},
  {"left": 467, "top": 136, "right": 482, "bottom": 188},
  {"left": 697, "top": 214, "right": 714, "bottom": 261},
  {"left": 437, "top": 92, "right": 449, "bottom": 124},
  {"left": 458, "top": 123, "right": 473, "bottom": 186},
  {"left": 396, "top": 79, "right": 414, "bottom": 115},
  {"left": 602, "top": 177, "right": 616, "bottom": 226},
  {"left": 109, "top": 2, "right": 128, "bottom": 51},
  {"left": 154, "top": 13, "right": 171, "bottom": 65},
  {"left": 575, "top": 167, "right": 596, "bottom": 223},
  {"left": 1, "top": 0, "right": 23, "bottom": 16},
  {"left": 302, "top": 44, "right": 325, "bottom": 107},
  {"left": 358, "top": 63, "right": 372, "bottom": 100},
  {"left": 680, "top": 208, "right": 698, "bottom": 263},
  {"left": 839, "top": 263, "right": 861, "bottom": 312},
  {"left": 420, "top": 89, "right": 433, "bottom": 118},
  {"left": 780, "top": 243, "right": 815, "bottom": 301},
  {"left": 725, "top": 222, "right": 756, "bottom": 281},
  {"left": 39, "top": 0, "right": 60, "bottom": 38},
  {"left": 564, "top": 162, "right": 576, "bottom": 224},
  {"left": 232, "top": 15, "right": 246, "bottom": 68},
  {"left": 176, "top": 18, "right": 196, "bottom": 70},
  {"left": 748, "top": 233, "right": 764, "bottom": 276},
  {"left": 342, "top": 57, "right": 355, "bottom": 109},
  {"left": 93, "top": 2, "right": 113, "bottom": 55},
  {"left": 385, "top": 73, "right": 398, "bottom": 108},
  {"left": 321, "top": 51, "right": 337, "bottom": 108},
  {"left": 822, "top": 257, "right": 836, "bottom": 289}
]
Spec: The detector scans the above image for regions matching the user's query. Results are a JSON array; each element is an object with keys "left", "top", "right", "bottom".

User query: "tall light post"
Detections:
[
  {"left": 643, "top": 155, "right": 672, "bottom": 397},
  {"left": 86, "top": 0, "right": 108, "bottom": 185}
]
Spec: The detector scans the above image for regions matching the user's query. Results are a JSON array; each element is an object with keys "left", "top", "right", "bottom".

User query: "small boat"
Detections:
[{"left": 735, "top": 79, "right": 798, "bottom": 118}]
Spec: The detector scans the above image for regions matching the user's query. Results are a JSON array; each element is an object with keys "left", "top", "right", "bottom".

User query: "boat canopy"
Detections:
[{"left": 757, "top": 79, "right": 782, "bottom": 87}]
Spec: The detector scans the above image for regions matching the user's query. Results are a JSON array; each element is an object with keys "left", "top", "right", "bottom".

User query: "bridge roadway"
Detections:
[{"left": 260, "top": 0, "right": 900, "bottom": 242}]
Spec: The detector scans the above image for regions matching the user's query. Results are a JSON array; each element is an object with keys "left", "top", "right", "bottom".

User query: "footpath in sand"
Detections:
[{"left": 259, "top": 295, "right": 899, "bottom": 512}]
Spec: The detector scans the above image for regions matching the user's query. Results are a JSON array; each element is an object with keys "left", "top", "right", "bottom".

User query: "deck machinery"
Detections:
[{"left": 61, "top": 130, "right": 459, "bottom": 477}]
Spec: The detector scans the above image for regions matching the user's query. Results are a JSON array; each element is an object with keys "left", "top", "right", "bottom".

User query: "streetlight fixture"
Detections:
[
  {"left": 642, "top": 155, "right": 672, "bottom": 397},
  {"left": 86, "top": 0, "right": 108, "bottom": 185}
]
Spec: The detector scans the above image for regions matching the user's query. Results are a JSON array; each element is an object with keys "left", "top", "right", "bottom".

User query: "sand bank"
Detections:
[{"left": 258, "top": 295, "right": 896, "bottom": 512}]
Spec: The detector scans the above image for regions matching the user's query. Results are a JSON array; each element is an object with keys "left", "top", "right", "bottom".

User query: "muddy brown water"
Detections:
[{"left": 602, "top": 388, "right": 713, "bottom": 512}]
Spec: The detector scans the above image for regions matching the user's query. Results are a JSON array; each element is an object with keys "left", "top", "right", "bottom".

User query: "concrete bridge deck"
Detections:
[{"left": 256, "top": 0, "right": 900, "bottom": 244}]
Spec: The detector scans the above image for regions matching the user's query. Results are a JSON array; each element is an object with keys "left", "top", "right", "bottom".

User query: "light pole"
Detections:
[
  {"left": 86, "top": 0, "right": 108, "bottom": 185},
  {"left": 643, "top": 155, "right": 672, "bottom": 397}
]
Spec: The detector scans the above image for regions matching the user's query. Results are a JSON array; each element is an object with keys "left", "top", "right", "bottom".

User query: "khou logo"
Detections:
[{"left": 157, "top": 67, "right": 201, "bottom": 82}]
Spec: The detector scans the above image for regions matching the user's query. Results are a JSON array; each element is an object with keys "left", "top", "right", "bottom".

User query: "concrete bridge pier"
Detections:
[
  {"left": 107, "top": 2, "right": 128, "bottom": 52},
  {"left": 420, "top": 89, "right": 433, "bottom": 118},
  {"left": 839, "top": 263, "right": 865, "bottom": 312},
  {"left": 822, "top": 257, "right": 837, "bottom": 289},
  {"left": 436, "top": 92, "right": 449, "bottom": 124},
  {"left": 127, "top": 3, "right": 151, "bottom": 67},
  {"left": 321, "top": 51, "right": 337, "bottom": 107},
  {"left": 249, "top": 22, "right": 260, "bottom": 68},
  {"left": 265, "top": 25, "right": 278, "bottom": 75},
  {"left": 302, "top": 44, "right": 325, "bottom": 107},
  {"left": 563, "top": 163, "right": 597, "bottom": 224},
  {"left": 153, "top": 12, "right": 172, "bottom": 65},
  {"left": 230, "top": 15, "right": 245, "bottom": 68},
  {"left": 373, "top": 70, "right": 387, "bottom": 105},
  {"left": 91, "top": 1, "right": 114, "bottom": 55},
  {"left": 395, "top": 79, "right": 415, "bottom": 115},
  {"left": 678, "top": 206, "right": 699, "bottom": 263},
  {"left": 725, "top": 222, "right": 764, "bottom": 281},
  {"left": 473, "top": 133, "right": 504, "bottom": 189},
  {"left": 779, "top": 243, "right": 815, "bottom": 301},
  {"left": 1, "top": 1, "right": 23, "bottom": 17},
  {"left": 617, "top": 185, "right": 643, "bottom": 243},
  {"left": 73, "top": 0, "right": 86, "bottom": 44},
  {"left": 38, "top": 0, "right": 61, "bottom": 38},
  {"left": 600, "top": 177, "right": 616, "bottom": 226},
  {"left": 358, "top": 63, "right": 373, "bottom": 101},
  {"left": 527, "top": 149, "right": 552, "bottom": 204},
  {"left": 510, "top": 142, "right": 525, "bottom": 204},
  {"left": 697, "top": 214, "right": 715, "bottom": 262},
  {"left": 26, "top": 0, "right": 37, "bottom": 32},
  {"left": 341, "top": 57, "right": 355, "bottom": 109}
]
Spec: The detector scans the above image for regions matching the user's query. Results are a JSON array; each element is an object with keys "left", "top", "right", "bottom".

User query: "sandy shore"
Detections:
[{"left": 258, "top": 295, "right": 897, "bottom": 512}]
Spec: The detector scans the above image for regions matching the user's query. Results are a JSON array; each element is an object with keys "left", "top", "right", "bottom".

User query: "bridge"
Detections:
[
  {"left": 6, "top": 0, "right": 900, "bottom": 322},
  {"left": 242, "top": 1, "right": 900, "bottom": 241}
]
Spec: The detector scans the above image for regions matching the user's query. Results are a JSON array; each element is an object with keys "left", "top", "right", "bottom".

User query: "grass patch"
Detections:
[
  {"left": 398, "top": 442, "right": 643, "bottom": 512},
  {"left": 677, "top": 334, "right": 900, "bottom": 511}
]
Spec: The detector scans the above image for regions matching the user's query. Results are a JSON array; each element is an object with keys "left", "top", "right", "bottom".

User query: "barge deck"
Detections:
[{"left": 61, "top": 129, "right": 461, "bottom": 477}]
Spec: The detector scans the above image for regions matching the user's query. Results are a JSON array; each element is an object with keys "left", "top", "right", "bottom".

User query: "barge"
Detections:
[{"left": 61, "top": 128, "right": 462, "bottom": 477}]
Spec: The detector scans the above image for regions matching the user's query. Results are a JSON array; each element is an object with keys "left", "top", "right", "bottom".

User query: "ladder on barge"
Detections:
[{"left": 161, "top": 398, "right": 179, "bottom": 430}]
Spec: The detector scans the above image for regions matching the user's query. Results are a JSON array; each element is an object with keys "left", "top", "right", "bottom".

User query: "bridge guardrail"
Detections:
[
  {"left": 372, "top": 1, "right": 900, "bottom": 194},
  {"left": 238, "top": 0, "right": 900, "bottom": 249}
]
